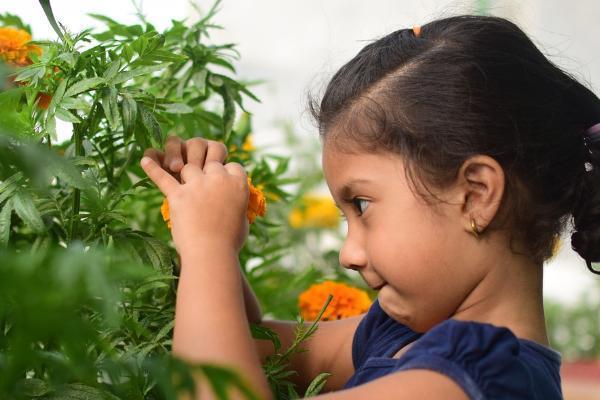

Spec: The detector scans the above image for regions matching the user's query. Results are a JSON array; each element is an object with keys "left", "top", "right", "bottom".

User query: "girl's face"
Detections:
[{"left": 322, "top": 143, "right": 487, "bottom": 332}]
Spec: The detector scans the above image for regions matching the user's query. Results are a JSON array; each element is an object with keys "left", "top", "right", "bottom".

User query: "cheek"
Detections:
[{"left": 369, "top": 210, "right": 470, "bottom": 329}]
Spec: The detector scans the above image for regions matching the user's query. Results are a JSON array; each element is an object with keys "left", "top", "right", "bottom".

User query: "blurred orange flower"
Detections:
[
  {"left": 246, "top": 176, "right": 267, "bottom": 224},
  {"left": 0, "top": 27, "right": 41, "bottom": 66},
  {"left": 299, "top": 281, "right": 372, "bottom": 321},
  {"left": 160, "top": 175, "right": 266, "bottom": 229},
  {"left": 36, "top": 92, "right": 52, "bottom": 109},
  {"left": 160, "top": 198, "right": 172, "bottom": 229}
]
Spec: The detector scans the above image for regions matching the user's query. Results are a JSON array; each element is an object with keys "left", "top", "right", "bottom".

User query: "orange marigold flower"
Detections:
[
  {"left": 0, "top": 27, "right": 41, "bottom": 66},
  {"left": 298, "top": 281, "right": 372, "bottom": 321},
  {"left": 160, "top": 176, "right": 267, "bottom": 229},
  {"left": 247, "top": 176, "right": 267, "bottom": 224},
  {"left": 36, "top": 92, "right": 52, "bottom": 109},
  {"left": 160, "top": 198, "right": 172, "bottom": 229}
]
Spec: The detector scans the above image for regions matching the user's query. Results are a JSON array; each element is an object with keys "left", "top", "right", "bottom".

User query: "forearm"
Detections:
[
  {"left": 242, "top": 271, "right": 262, "bottom": 324},
  {"left": 173, "top": 243, "right": 272, "bottom": 400}
]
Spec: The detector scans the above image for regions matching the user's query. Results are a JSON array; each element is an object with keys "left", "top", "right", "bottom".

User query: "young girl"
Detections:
[{"left": 140, "top": 14, "right": 600, "bottom": 400}]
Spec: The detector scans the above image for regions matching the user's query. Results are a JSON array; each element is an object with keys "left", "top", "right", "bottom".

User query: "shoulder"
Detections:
[
  {"left": 392, "top": 319, "right": 562, "bottom": 399},
  {"left": 346, "top": 318, "right": 562, "bottom": 399}
]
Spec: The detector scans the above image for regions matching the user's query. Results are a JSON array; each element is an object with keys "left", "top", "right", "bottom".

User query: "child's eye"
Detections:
[{"left": 352, "top": 198, "right": 370, "bottom": 216}]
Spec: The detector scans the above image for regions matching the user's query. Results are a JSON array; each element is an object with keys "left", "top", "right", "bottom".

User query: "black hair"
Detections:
[{"left": 308, "top": 15, "right": 600, "bottom": 273}]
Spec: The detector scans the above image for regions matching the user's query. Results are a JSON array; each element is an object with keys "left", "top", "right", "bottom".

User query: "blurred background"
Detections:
[{"left": 3, "top": 1, "right": 599, "bottom": 398}]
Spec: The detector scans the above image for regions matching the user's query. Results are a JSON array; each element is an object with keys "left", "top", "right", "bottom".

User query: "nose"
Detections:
[{"left": 339, "top": 228, "right": 368, "bottom": 271}]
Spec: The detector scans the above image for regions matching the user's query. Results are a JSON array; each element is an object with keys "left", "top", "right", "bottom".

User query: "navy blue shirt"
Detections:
[{"left": 343, "top": 299, "right": 563, "bottom": 399}]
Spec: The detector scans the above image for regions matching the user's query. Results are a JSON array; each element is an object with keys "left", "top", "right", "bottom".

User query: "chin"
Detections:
[
  {"left": 377, "top": 289, "right": 415, "bottom": 328},
  {"left": 378, "top": 288, "right": 441, "bottom": 333}
]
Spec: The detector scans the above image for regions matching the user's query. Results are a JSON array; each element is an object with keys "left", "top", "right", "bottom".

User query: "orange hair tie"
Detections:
[{"left": 412, "top": 25, "right": 421, "bottom": 38}]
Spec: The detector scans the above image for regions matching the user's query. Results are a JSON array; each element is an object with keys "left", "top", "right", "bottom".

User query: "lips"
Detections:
[{"left": 370, "top": 283, "right": 386, "bottom": 291}]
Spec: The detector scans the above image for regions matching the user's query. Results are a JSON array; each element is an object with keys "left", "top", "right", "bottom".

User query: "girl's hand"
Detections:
[
  {"left": 142, "top": 135, "right": 228, "bottom": 177},
  {"left": 140, "top": 137, "right": 249, "bottom": 254}
]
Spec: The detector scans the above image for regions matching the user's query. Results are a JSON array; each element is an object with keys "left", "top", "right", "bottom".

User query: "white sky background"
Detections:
[{"left": 3, "top": 0, "right": 600, "bottom": 303}]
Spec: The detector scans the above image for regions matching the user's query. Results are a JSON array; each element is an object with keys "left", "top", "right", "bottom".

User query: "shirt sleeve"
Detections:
[{"left": 391, "top": 319, "right": 532, "bottom": 400}]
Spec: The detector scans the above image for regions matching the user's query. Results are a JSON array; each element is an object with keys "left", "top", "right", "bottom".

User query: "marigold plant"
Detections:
[{"left": 299, "top": 281, "right": 372, "bottom": 321}]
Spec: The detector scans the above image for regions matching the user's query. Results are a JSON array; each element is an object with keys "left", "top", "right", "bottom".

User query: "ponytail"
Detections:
[{"left": 571, "top": 123, "right": 600, "bottom": 275}]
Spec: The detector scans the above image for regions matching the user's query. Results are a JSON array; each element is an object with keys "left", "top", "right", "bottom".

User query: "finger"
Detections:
[
  {"left": 143, "top": 148, "right": 165, "bottom": 165},
  {"left": 163, "top": 135, "right": 184, "bottom": 173},
  {"left": 206, "top": 140, "right": 228, "bottom": 164},
  {"left": 184, "top": 137, "right": 209, "bottom": 168},
  {"left": 203, "top": 160, "right": 228, "bottom": 175},
  {"left": 141, "top": 157, "right": 180, "bottom": 195},
  {"left": 223, "top": 162, "right": 247, "bottom": 179},
  {"left": 180, "top": 163, "right": 204, "bottom": 183}
]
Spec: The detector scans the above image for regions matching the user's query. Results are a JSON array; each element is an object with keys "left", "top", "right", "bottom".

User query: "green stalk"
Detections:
[{"left": 69, "top": 124, "right": 83, "bottom": 241}]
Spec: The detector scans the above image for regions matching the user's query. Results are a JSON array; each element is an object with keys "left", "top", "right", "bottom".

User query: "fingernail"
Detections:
[
  {"left": 170, "top": 160, "right": 183, "bottom": 171},
  {"left": 141, "top": 157, "right": 152, "bottom": 167}
]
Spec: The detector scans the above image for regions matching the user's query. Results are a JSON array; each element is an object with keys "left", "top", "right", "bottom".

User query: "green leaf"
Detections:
[
  {"left": 138, "top": 103, "right": 163, "bottom": 146},
  {"left": 60, "top": 97, "right": 90, "bottom": 111},
  {"left": 101, "top": 86, "right": 120, "bottom": 131},
  {"left": 39, "top": 0, "right": 66, "bottom": 42},
  {"left": 201, "top": 364, "right": 261, "bottom": 400},
  {"left": 221, "top": 85, "right": 236, "bottom": 141},
  {"left": 250, "top": 324, "right": 281, "bottom": 352},
  {"left": 139, "top": 234, "right": 172, "bottom": 273},
  {"left": 12, "top": 191, "right": 45, "bottom": 233},
  {"left": 46, "top": 77, "right": 68, "bottom": 117},
  {"left": 55, "top": 107, "right": 81, "bottom": 123},
  {"left": 43, "top": 383, "right": 120, "bottom": 400},
  {"left": 14, "top": 65, "right": 45, "bottom": 83},
  {"left": 162, "top": 103, "right": 193, "bottom": 114},
  {"left": 121, "top": 93, "right": 137, "bottom": 139},
  {"left": 145, "top": 49, "right": 187, "bottom": 63},
  {"left": 56, "top": 51, "right": 77, "bottom": 68},
  {"left": 0, "top": 88, "right": 34, "bottom": 135},
  {"left": 0, "top": 172, "right": 24, "bottom": 205},
  {"left": 304, "top": 372, "right": 331, "bottom": 397},
  {"left": 110, "top": 64, "right": 166, "bottom": 85},
  {"left": 0, "top": 13, "right": 32, "bottom": 34},
  {"left": 103, "top": 59, "right": 121, "bottom": 80},
  {"left": 0, "top": 199, "right": 13, "bottom": 247},
  {"left": 64, "top": 77, "right": 105, "bottom": 97},
  {"left": 16, "top": 378, "right": 50, "bottom": 397}
]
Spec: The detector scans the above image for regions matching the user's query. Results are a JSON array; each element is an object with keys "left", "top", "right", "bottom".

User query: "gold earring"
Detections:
[{"left": 470, "top": 218, "right": 481, "bottom": 238}]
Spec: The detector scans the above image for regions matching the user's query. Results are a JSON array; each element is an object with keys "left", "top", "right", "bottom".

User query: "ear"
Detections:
[{"left": 451, "top": 155, "right": 505, "bottom": 234}]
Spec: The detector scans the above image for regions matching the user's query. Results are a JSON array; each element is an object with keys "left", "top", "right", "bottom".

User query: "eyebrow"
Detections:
[{"left": 334, "top": 179, "right": 373, "bottom": 207}]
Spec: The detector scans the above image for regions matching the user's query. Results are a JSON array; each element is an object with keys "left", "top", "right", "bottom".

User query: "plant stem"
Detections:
[{"left": 69, "top": 123, "right": 83, "bottom": 241}]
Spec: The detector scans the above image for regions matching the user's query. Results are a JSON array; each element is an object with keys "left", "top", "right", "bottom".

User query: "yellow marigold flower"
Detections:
[
  {"left": 288, "top": 194, "right": 340, "bottom": 229},
  {"left": 230, "top": 135, "right": 256, "bottom": 160},
  {"left": 0, "top": 27, "right": 41, "bottom": 66},
  {"left": 242, "top": 135, "right": 255, "bottom": 152},
  {"left": 299, "top": 281, "right": 372, "bottom": 321},
  {"left": 160, "top": 176, "right": 267, "bottom": 229}
]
